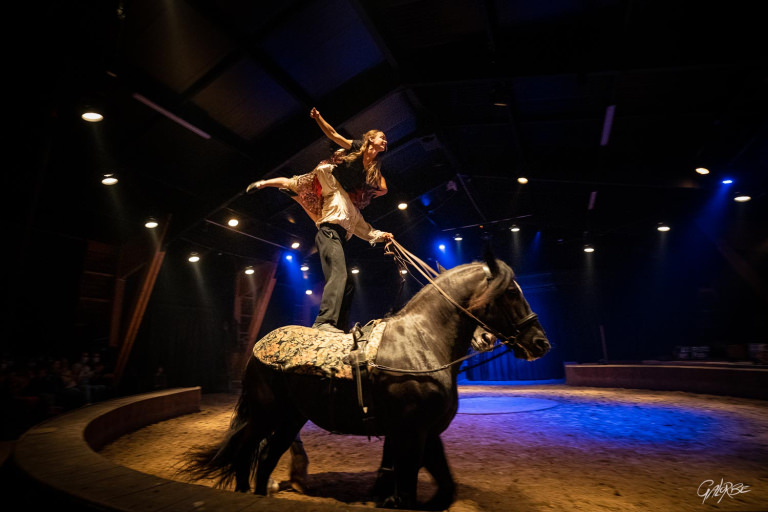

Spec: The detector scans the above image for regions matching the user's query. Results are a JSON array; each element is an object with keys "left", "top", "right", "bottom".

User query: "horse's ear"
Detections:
[
  {"left": 436, "top": 261, "right": 447, "bottom": 274},
  {"left": 483, "top": 245, "right": 500, "bottom": 277}
]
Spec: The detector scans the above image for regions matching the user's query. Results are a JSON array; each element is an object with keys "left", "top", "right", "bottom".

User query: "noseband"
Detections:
[{"left": 476, "top": 265, "right": 540, "bottom": 350}]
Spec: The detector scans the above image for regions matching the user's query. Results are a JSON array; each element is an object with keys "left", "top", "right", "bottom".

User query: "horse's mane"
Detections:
[{"left": 387, "top": 259, "right": 514, "bottom": 317}]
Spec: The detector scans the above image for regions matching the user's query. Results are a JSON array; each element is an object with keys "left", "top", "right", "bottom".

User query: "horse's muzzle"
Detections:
[{"left": 533, "top": 337, "right": 551, "bottom": 355}]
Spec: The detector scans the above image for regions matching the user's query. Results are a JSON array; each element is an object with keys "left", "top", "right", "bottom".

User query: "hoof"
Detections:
[
  {"left": 267, "top": 478, "right": 279, "bottom": 494},
  {"left": 289, "top": 480, "right": 307, "bottom": 494},
  {"left": 376, "top": 495, "right": 402, "bottom": 509}
]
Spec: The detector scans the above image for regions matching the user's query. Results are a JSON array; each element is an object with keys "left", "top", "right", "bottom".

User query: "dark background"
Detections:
[{"left": 5, "top": 0, "right": 767, "bottom": 392}]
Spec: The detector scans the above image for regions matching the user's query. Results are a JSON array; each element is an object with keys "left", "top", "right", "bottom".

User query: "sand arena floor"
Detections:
[{"left": 99, "top": 383, "right": 768, "bottom": 512}]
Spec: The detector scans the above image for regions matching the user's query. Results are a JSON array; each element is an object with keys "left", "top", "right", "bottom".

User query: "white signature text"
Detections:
[{"left": 697, "top": 478, "right": 751, "bottom": 504}]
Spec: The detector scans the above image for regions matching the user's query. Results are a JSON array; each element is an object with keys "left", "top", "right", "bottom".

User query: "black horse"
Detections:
[{"left": 182, "top": 255, "right": 550, "bottom": 509}]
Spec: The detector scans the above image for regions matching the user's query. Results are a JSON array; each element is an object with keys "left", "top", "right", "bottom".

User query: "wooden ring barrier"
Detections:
[
  {"left": 565, "top": 362, "right": 768, "bottom": 400},
  {"left": 11, "top": 387, "right": 381, "bottom": 512}
]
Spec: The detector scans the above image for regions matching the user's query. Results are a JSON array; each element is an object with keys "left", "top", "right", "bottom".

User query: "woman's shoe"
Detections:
[{"left": 312, "top": 322, "right": 343, "bottom": 334}]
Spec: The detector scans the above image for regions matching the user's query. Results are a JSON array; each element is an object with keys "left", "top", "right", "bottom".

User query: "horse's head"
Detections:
[{"left": 466, "top": 255, "right": 551, "bottom": 361}]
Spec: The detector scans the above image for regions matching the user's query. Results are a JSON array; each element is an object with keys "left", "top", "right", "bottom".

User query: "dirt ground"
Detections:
[{"left": 99, "top": 384, "right": 768, "bottom": 512}]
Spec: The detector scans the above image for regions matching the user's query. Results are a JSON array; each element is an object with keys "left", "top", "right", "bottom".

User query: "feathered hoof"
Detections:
[
  {"left": 267, "top": 478, "right": 280, "bottom": 494},
  {"left": 289, "top": 479, "right": 307, "bottom": 494}
]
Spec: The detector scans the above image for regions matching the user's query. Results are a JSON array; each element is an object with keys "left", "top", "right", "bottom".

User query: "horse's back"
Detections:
[{"left": 252, "top": 324, "right": 353, "bottom": 378}]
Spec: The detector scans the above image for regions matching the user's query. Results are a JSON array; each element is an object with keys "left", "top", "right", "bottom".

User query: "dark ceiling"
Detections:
[{"left": 15, "top": 0, "right": 768, "bottom": 280}]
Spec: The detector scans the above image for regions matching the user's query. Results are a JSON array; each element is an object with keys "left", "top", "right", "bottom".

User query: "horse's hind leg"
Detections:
[
  {"left": 288, "top": 432, "right": 309, "bottom": 493},
  {"left": 253, "top": 415, "right": 307, "bottom": 495},
  {"left": 422, "top": 434, "right": 456, "bottom": 510},
  {"left": 232, "top": 425, "right": 259, "bottom": 492}
]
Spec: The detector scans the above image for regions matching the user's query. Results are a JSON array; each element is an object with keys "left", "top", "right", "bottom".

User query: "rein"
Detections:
[
  {"left": 370, "top": 240, "right": 538, "bottom": 374},
  {"left": 368, "top": 340, "right": 512, "bottom": 375}
]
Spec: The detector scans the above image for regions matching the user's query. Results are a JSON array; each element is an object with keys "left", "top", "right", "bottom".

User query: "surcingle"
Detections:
[{"left": 252, "top": 320, "right": 386, "bottom": 379}]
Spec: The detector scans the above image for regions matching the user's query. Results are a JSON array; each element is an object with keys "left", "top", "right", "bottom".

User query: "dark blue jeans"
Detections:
[{"left": 314, "top": 223, "right": 355, "bottom": 331}]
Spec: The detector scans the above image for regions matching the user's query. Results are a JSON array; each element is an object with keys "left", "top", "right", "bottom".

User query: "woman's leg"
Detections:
[
  {"left": 313, "top": 224, "right": 348, "bottom": 332},
  {"left": 246, "top": 177, "right": 291, "bottom": 193}
]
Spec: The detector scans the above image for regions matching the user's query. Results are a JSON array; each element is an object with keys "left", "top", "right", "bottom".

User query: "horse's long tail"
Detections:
[{"left": 179, "top": 357, "right": 273, "bottom": 491}]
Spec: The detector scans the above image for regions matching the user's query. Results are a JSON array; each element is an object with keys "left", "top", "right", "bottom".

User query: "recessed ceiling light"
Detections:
[
  {"left": 398, "top": 202, "right": 408, "bottom": 210},
  {"left": 227, "top": 218, "right": 239, "bottom": 227},
  {"left": 695, "top": 167, "right": 710, "bottom": 175},
  {"left": 291, "top": 242, "right": 301, "bottom": 249},
  {"left": 244, "top": 266, "right": 255, "bottom": 275},
  {"left": 101, "top": 174, "right": 118, "bottom": 185},
  {"left": 81, "top": 111, "right": 103, "bottom": 122},
  {"left": 656, "top": 222, "right": 670, "bottom": 232},
  {"left": 734, "top": 193, "right": 751, "bottom": 203},
  {"left": 188, "top": 252, "right": 200, "bottom": 262},
  {"left": 510, "top": 224, "right": 520, "bottom": 232},
  {"left": 144, "top": 217, "right": 158, "bottom": 229},
  {"left": 583, "top": 244, "right": 595, "bottom": 253},
  {"left": 517, "top": 177, "right": 528, "bottom": 184}
]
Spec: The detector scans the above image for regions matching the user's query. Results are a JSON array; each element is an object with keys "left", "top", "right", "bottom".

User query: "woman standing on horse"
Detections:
[{"left": 247, "top": 108, "right": 393, "bottom": 334}]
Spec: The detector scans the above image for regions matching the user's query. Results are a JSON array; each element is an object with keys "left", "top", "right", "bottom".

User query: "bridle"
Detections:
[{"left": 371, "top": 240, "right": 541, "bottom": 374}]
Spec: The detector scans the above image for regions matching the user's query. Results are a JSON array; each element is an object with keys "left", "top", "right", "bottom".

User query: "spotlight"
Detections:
[
  {"left": 656, "top": 222, "right": 670, "bottom": 232},
  {"left": 695, "top": 167, "right": 710, "bottom": 175},
  {"left": 722, "top": 179, "right": 733, "bottom": 184},
  {"left": 351, "top": 266, "right": 360, "bottom": 274},
  {"left": 227, "top": 218, "right": 239, "bottom": 227},
  {"left": 305, "top": 289, "right": 313, "bottom": 295},
  {"left": 583, "top": 244, "right": 595, "bottom": 253},
  {"left": 733, "top": 193, "right": 751, "bottom": 203},
  {"left": 81, "top": 110, "right": 103, "bottom": 122},
  {"left": 291, "top": 241, "right": 301, "bottom": 249},
  {"left": 438, "top": 244, "right": 445, "bottom": 251},
  {"left": 400, "top": 269, "right": 408, "bottom": 275},
  {"left": 398, "top": 202, "right": 408, "bottom": 210},
  {"left": 454, "top": 233, "right": 463, "bottom": 241},
  {"left": 300, "top": 263, "right": 310, "bottom": 272},
  {"left": 285, "top": 254, "right": 293, "bottom": 261},
  {"left": 144, "top": 217, "right": 158, "bottom": 229},
  {"left": 510, "top": 224, "right": 520, "bottom": 232},
  {"left": 517, "top": 177, "right": 528, "bottom": 184},
  {"left": 101, "top": 173, "right": 118, "bottom": 185},
  {"left": 188, "top": 252, "right": 200, "bottom": 262},
  {"left": 244, "top": 266, "right": 255, "bottom": 275}
]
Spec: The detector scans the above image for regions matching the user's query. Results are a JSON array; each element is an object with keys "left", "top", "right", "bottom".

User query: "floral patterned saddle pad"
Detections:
[{"left": 252, "top": 320, "right": 387, "bottom": 380}]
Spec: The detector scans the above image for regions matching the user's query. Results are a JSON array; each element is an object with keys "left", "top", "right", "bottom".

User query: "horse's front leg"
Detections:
[
  {"left": 377, "top": 431, "right": 425, "bottom": 509},
  {"left": 372, "top": 436, "right": 396, "bottom": 502},
  {"left": 422, "top": 434, "right": 456, "bottom": 510}
]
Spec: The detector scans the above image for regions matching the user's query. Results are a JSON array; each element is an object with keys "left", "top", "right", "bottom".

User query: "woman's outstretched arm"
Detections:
[{"left": 310, "top": 107, "right": 353, "bottom": 149}]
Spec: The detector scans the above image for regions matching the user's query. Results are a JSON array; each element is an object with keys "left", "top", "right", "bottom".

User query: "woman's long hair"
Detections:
[{"left": 340, "top": 129, "right": 384, "bottom": 189}]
